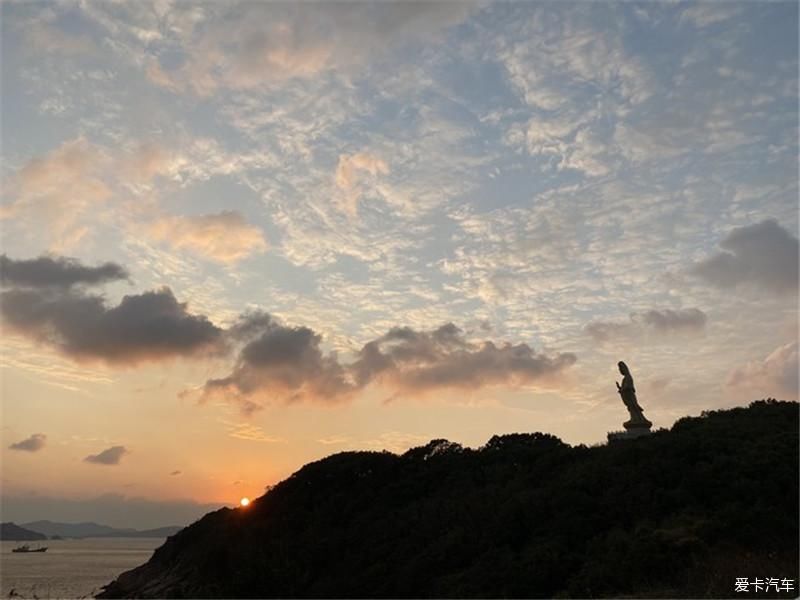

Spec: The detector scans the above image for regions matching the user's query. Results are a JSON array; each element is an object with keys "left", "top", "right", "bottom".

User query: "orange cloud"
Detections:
[
  {"left": 2, "top": 139, "right": 112, "bottom": 250},
  {"left": 147, "top": 211, "right": 268, "bottom": 264}
]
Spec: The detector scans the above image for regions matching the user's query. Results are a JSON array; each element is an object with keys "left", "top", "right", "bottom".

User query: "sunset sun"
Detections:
[{"left": 240, "top": 497, "right": 250, "bottom": 508}]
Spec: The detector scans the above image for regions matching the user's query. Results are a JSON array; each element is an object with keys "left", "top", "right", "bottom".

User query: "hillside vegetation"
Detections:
[{"left": 99, "top": 400, "right": 799, "bottom": 598}]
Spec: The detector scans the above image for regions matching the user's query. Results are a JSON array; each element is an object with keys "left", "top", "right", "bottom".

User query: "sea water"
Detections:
[{"left": 0, "top": 538, "right": 163, "bottom": 599}]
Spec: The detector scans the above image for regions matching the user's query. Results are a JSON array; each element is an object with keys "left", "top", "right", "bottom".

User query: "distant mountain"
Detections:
[
  {"left": 22, "top": 520, "right": 182, "bottom": 539},
  {"left": 0, "top": 522, "right": 47, "bottom": 541},
  {"left": 99, "top": 400, "right": 799, "bottom": 598},
  {"left": 122, "top": 526, "right": 184, "bottom": 538},
  {"left": 23, "top": 520, "right": 121, "bottom": 538}
]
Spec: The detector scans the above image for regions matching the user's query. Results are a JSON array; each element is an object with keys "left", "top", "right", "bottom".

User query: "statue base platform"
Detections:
[
  {"left": 607, "top": 426, "right": 652, "bottom": 442},
  {"left": 623, "top": 418, "right": 652, "bottom": 429}
]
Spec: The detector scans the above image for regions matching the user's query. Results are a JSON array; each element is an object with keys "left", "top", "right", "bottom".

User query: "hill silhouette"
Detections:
[
  {"left": 0, "top": 522, "right": 47, "bottom": 541},
  {"left": 22, "top": 520, "right": 182, "bottom": 539},
  {"left": 98, "top": 400, "right": 798, "bottom": 598}
]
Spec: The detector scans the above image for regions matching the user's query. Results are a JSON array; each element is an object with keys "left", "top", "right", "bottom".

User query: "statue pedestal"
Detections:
[{"left": 607, "top": 425, "right": 652, "bottom": 442}]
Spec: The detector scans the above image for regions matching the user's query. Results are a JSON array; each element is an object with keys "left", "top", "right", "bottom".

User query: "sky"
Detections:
[{"left": 1, "top": 1, "right": 798, "bottom": 529}]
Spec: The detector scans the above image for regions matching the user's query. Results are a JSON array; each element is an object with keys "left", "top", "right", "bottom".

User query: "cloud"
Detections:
[
  {"left": 84, "top": 445, "right": 128, "bottom": 465},
  {"left": 500, "top": 9, "right": 653, "bottom": 110},
  {"left": 0, "top": 254, "right": 128, "bottom": 288},
  {"left": 727, "top": 342, "right": 798, "bottom": 399},
  {"left": 1, "top": 137, "right": 238, "bottom": 253},
  {"left": 198, "top": 316, "right": 576, "bottom": 413},
  {"left": 498, "top": 6, "right": 654, "bottom": 179},
  {"left": 585, "top": 308, "right": 708, "bottom": 343},
  {"left": 170, "top": 470, "right": 182, "bottom": 476},
  {"left": 352, "top": 323, "right": 577, "bottom": 395},
  {"left": 200, "top": 312, "right": 357, "bottom": 414},
  {"left": 614, "top": 122, "right": 689, "bottom": 164},
  {"left": 335, "top": 153, "right": 390, "bottom": 189},
  {"left": 13, "top": 140, "right": 102, "bottom": 196},
  {"left": 222, "top": 421, "right": 283, "bottom": 443},
  {"left": 0, "top": 259, "right": 222, "bottom": 364},
  {"left": 637, "top": 308, "right": 708, "bottom": 333},
  {"left": 147, "top": 211, "right": 268, "bottom": 263},
  {"left": 25, "top": 22, "right": 96, "bottom": 56},
  {"left": 679, "top": 4, "right": 743, "bottom": 28},
  {"left": 645, "top": 377, "right": 671, "bottom": 395},
  {"left": 1, "top": 138, "right": 112, "bottom": 250},
  {"left": 689, "top": 219, "right": 798, "bottom": 294},
  {"left": 121, "top": 142, "right": 179, "bottom": 183},
  {"left": 8, "top": 433, "right": 47, "bottom": 452},
  {"left": 335, "top": 153, "right": 390, "bottom": 216},
  {"left": 145, "top": 2, "right": 475, "bottom": 94},
  {"left": 321, "top": 431, "right": 432, "bottom": 454}
]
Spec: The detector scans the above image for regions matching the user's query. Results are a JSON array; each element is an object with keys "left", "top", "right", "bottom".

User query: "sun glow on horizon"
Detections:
[{"left": 240, "top": 497, "right": 250, "bottom": 507}]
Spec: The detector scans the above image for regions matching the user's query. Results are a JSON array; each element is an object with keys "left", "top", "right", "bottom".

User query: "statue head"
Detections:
[{"left": 618, "top": 361, "right": 629, "bottom": 376}]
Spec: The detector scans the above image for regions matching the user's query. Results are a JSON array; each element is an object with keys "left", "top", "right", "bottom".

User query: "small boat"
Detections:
[{"left": 11, "top": 544, "right": 47, "bottom": 553}]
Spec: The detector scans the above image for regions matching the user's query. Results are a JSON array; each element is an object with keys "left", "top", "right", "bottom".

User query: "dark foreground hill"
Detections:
[{"left": 99, "top": 400, "right": 799, "bottom": 599}]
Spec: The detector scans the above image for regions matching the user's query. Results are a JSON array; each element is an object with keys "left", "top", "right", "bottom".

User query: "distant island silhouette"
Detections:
[
  {"left": 0, "top": 522, "right": 46, "bottom": 541},
  {"left": 0, "top": 521, "right": 182, "bottom": 542},
  {"left": 18, "top": 521, "right": 182, "bottom": 539},
  {"left": 98, "top": 400, "right": 799, "bottom": 598}
]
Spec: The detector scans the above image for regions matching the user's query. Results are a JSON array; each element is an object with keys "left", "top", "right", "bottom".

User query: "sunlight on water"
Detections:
[{"left": 1, "top": 538, "right": 163, "bottom": 599}]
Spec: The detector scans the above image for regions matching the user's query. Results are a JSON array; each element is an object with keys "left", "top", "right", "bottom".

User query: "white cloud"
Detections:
[
  {"left": 498, "top": 7, "right": 653, "bottom": 111},
  {"left": 680, "top": 4, "right": 744, "bottom": 28}
]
